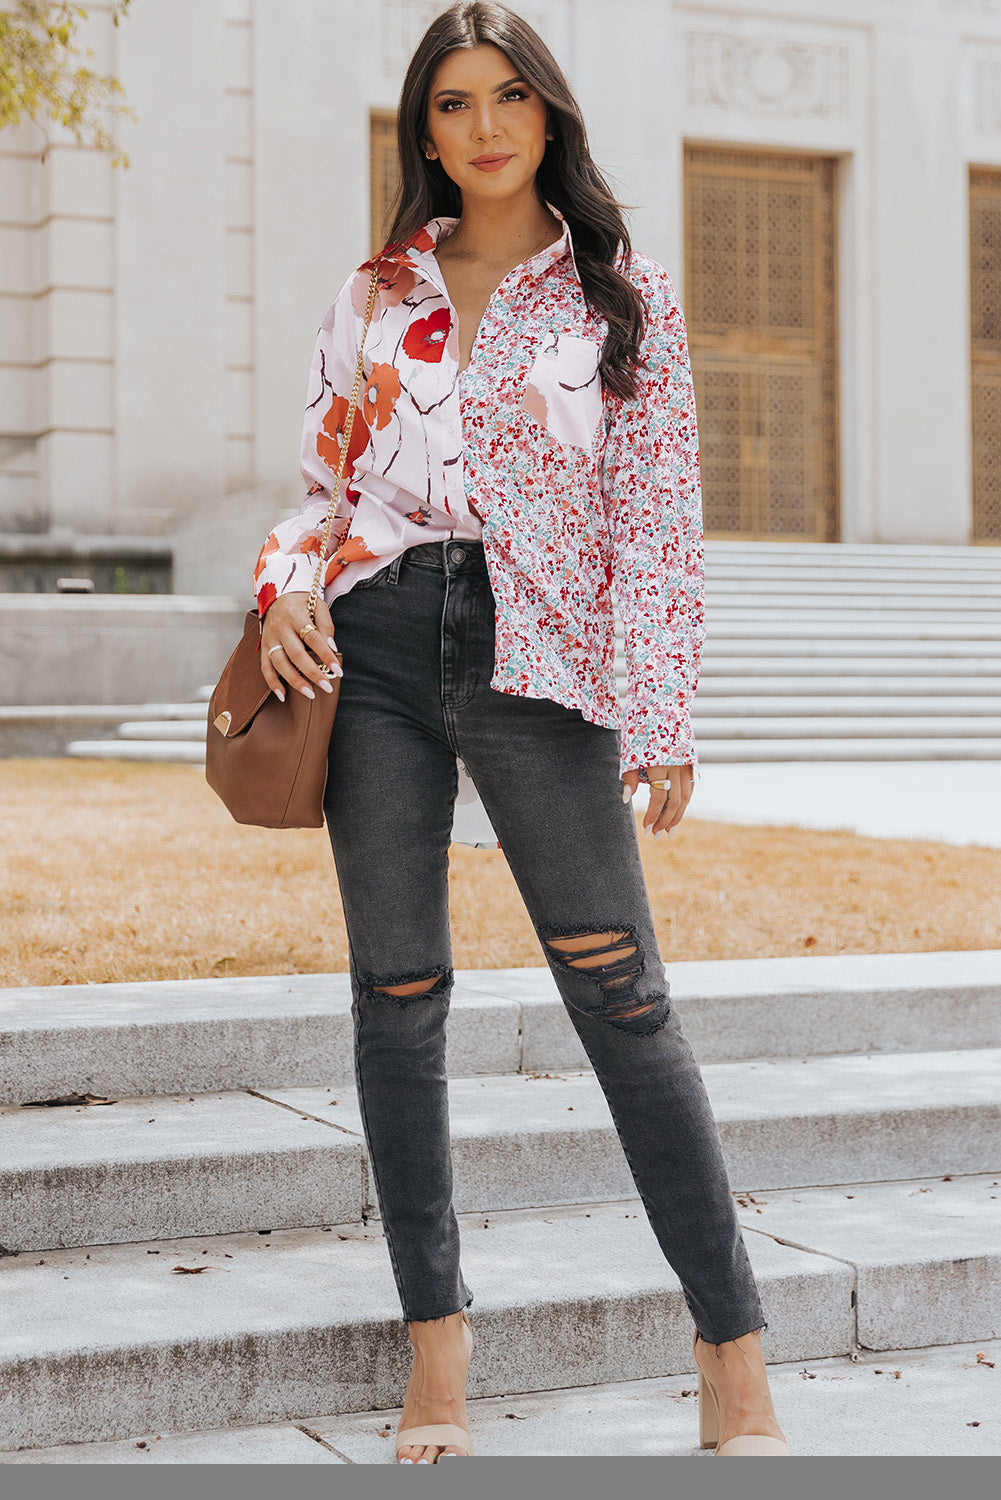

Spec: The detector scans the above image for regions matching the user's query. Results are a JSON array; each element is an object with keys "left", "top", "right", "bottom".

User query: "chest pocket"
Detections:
[{"left": 520, "top": 331, "right": 603, "bottom": 451}]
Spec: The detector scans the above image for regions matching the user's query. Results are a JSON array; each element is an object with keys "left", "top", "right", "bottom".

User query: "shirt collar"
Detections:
[{"left": 379, "top": 202, "right": 581, "bottom": 288}]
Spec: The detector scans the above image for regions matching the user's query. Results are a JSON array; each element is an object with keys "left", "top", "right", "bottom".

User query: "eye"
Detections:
[
  {"left": 437, "top": 97, "right": 465, "bottom": 112},
  {"left": 502, "top": 88, "right": 529, "bottom": 101}
]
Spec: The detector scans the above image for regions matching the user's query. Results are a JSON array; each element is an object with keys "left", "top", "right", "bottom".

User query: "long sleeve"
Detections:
[
  {"left": 600, "top": 260, "right": 706, "bottom": 773},
  {"left": 252, "top": 273, "right": 367, "bottom": 616}
]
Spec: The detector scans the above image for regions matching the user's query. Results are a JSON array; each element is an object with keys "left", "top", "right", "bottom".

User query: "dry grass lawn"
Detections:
[{"left": 1, "top": 759, "right": 999, "bottom": 988}]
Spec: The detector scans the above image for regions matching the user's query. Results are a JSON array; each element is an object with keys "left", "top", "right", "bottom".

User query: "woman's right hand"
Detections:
[{"left": 259, "top": 591, "right": 342, "bottom": 703}]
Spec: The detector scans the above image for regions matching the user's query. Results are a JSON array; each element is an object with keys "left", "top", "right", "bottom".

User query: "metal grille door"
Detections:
[
  {"left": 971, "top": 169, "right": 1001, "bottom": 544},
  {"left": 370, "top": 111, "right": 400, "bottom": 257},
  {"left": 684, "top": 146, "right": 840, "bottom": 541}
]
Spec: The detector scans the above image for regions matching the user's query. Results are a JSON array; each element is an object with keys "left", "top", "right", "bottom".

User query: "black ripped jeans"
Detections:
[{"left": 324, "top": 539, "right": 766, "bottom": 1341}]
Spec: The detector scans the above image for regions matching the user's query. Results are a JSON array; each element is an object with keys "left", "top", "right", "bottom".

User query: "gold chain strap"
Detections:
[{"left": 306, "top": 262, "right": 382, "bottom": 626}]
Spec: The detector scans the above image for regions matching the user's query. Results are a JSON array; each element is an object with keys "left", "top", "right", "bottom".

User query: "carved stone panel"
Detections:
[
  {"left": 686, "top": 31, "right": 850, "bottom": 122},
  {"left": 976, "top": 58, "right": 1001, "bottom": 133},
  {"left": 944, "top": 1, "right": 1001, "bottom": 18}
]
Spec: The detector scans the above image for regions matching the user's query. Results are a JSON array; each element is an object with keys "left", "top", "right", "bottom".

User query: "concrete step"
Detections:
[
  {"left": 693, "top": 738, "right": 1001, "bottom": 760},
  {"left": 117, "top": 721, "right": 208, "bottom": 740},
  {"left": 4, "top": 1050, "right": 998, "bottom": 1254},
  {"left": 1, "top": 704, "right": 208, "bottom": 756},
  {"left": 698, "top": 658, "right": 1001, "bottom": 678},
  {"left": 691, "top": 716, "right": 1001, "bottom": 738},
  {"left": 66, "top": 740, "right": 205, "bottom": 763},
  {"left": 4, "top": 954, "right": 999, "bottom": 1105},
  {"left": 703, "top": 538, "right": 1001, "bottom": 566},
  {"left": 706, "top": 608, "right": 1001, "bottom": 625},
  {"left": 694, "top": 677, "right": 1001, "bottom": 696},
  {"left": 690, "top": 697, "right": 1001, "bottom": 717},
  {"left": 2, "top": 1174, "right": 997, "bottom": 1452},
  {"left": 701, "top": 629, "right": 1001, "bottom": 647},
  {"left": 705, "top": 561, "right": 1001, "bottom": 576},
  {"left": 0, "top": 704, "right": 208, "bottom": 725},
  {"left": 705, "top": 591, "right": 1001, "bottom": 609},
  {"left": 4, "top": 1336, "right": 997, "bottom": 1460},
  {"left": 1, "top": 1087, "right": 364, "bottom": 1253},
  {"left": 705, "top": 576, "right": 1001, "bottom": 598}
]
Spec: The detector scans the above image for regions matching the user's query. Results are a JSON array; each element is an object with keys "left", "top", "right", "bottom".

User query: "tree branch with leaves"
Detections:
[{"left": 0, "top": 1, "right": 136, "bottom": 166}]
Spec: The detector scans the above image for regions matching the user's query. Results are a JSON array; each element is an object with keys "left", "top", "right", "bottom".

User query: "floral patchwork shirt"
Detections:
[{"left": 253, "top": 209, "right": 706, "bottom": 773}]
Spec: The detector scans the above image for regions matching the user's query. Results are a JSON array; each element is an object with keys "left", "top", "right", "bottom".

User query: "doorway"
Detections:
[{"left": 684, "top": 145, "right": 840, "bottom": 541}]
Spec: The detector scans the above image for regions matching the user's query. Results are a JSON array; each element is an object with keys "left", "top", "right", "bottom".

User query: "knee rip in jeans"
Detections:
[
  {"left": 545, "top": 929, "right": 670, "bottom": 1035},
  {"left": 367, "top": 971, "right": 449, "bottom": 1006}
]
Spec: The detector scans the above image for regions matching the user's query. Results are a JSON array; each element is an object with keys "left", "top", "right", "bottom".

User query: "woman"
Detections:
[{"left": 254, "top": 0, "right": 789, "bottom": 1463}]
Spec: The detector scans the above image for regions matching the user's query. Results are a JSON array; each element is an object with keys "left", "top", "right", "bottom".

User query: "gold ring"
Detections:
[
  {"left": 267, "top": 644, "right": 284, "bottom": 657},
  {"left": 299, "top": 623, "right": 318, "bottom": 641},
  {"left": 648, "top": 779, "right": 671, "bottom": 790}
]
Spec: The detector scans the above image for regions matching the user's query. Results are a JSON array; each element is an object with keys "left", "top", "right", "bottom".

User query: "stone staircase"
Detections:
[
  {"left": 1, "top": 951, "right": 999, "bottom": 1458},
  {"left": 50, "top": 539, "right": 1001, "bottom": 766},
  {"left": 693, "top": 540, "right": 1001, "bottom": 760}
]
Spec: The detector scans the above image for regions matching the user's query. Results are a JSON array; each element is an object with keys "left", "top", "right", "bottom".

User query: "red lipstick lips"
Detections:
[{"left": 471, "top": 153, "right": 513, "bottom": 171}]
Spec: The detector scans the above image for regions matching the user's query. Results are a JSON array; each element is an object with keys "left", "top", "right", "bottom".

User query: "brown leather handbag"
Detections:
[{"left": 205, "top": 263, "right": 381, "bottom": 828}]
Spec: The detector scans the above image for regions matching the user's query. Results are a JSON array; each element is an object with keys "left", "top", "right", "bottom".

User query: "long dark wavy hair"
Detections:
[{"left": 384, "top": 1, "right": 648, "bottom": 400}]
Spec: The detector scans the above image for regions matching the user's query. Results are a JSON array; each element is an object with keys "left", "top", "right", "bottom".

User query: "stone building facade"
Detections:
[{"left": 1, "top": 0, "right": 1000, "bottom": 583}]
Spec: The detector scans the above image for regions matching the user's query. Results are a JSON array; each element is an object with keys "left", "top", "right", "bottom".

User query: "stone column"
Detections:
[
  {"left": 870, "top": 7, "right": 971, "bottom": 544},
  {"left": 113, "top": 0, "right": 228, "bottom": 531},
  {"left": 252, "top": 0, "right": 370, "bottom": 495}
]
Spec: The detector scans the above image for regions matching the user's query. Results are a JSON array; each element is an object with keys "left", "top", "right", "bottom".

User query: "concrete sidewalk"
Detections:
[{"left": 636, "top": 760, "right": 1001, "bottom": 847}]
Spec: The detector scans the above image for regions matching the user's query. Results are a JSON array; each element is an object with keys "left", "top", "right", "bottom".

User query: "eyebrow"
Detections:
[{"left": 432, "top": 76, "right": 528, "bottom": 99}]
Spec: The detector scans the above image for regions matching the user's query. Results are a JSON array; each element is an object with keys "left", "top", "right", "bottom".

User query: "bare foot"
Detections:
[
  {"left": 694, "top": 1329, "right": 787, "bottom": 1450},
  {"left": 396, "top": 1308, "right": 473, "bottom": 1463}
]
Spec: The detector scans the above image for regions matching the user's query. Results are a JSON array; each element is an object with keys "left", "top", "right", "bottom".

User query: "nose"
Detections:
[{"left": 471, "top": 103, "right": 501, "bottom": 141}]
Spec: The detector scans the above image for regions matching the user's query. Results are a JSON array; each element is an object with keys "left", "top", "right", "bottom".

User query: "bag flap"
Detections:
[{"left": 210, "top": 611, "right": 273, "bottom": 737}]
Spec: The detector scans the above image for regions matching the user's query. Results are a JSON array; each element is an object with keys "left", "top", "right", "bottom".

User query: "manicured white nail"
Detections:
[
  {"left": 274, "top": 687, "right": 285, "bottom": 703},
  {"left": 400, "top": 1458, "right": 413, "bottom": 1464},
  {"left": 622, "top": 784, "right": 632, "bottom": 804},
  {"left": 318, "top": 679, "right": 333, "bottom": 693},
  {"left": 330, "top": 661, "right": 343, "bottom": 677},
  {"left": 300, "top": 684, "right": 314, "bottom": 699},
  {"left": 326, "top": 637, "right": 336, "bottom": 650},
  {"left": 417, "top": 1458, "right": 429, "bottom": 1464},
  {"left": 654, "top": 829, "right": 664, "bottom": 838}
]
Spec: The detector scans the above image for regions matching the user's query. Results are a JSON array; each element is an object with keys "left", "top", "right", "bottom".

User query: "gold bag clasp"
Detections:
[{"left": 213, "top": 710, "right": 232, "bottom": 736}]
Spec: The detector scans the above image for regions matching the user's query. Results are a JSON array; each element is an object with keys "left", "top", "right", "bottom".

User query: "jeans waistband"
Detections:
[{"left": 403, "top": 539, "right": 487, "bottom": 575}]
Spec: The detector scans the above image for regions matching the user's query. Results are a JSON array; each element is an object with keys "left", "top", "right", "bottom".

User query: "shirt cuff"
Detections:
[
  {"left": 619, "top": 704, "right": 699, "bottom": 777},
  {"left": 255, "top": 551, "right": 319, "bottom": 618}
]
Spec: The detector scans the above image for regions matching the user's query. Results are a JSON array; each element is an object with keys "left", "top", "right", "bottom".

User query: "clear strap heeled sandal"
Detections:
[
  {"left": 395, "top": 1309, "right": 474, "bottom": 1460},
  {"left": 694, "top": 1330, "right": 791, "bottom": 1455}
]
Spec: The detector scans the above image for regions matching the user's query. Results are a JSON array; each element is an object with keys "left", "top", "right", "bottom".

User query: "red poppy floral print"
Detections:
[
  {"left": 253, "top": 208, "right": 706, "bottom": 774},
  {"left": 363, "top": 363, "right": 402, "bottom": 430},
  {"left": 402, "top": 307, "right": 451, "bottom": 363}
]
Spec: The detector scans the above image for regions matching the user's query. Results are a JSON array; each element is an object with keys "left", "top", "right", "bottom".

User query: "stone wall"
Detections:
[{"left": 2, "top": 0, "right": 1001, "bottom": 554}]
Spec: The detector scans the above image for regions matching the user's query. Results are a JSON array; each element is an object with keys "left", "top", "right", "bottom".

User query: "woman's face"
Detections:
[{"left": 424, "top": 43, "right": 551, "bottom": 205}]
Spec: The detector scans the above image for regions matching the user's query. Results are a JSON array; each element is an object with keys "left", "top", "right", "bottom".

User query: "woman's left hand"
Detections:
[{"left": 621, "top": 764, "right": 695, "bottom": 836}]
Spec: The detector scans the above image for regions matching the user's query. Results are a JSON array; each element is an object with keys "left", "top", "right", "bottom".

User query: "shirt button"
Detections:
[{"left": 450, "top": 546, "right": 466, "bottom": 564}]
